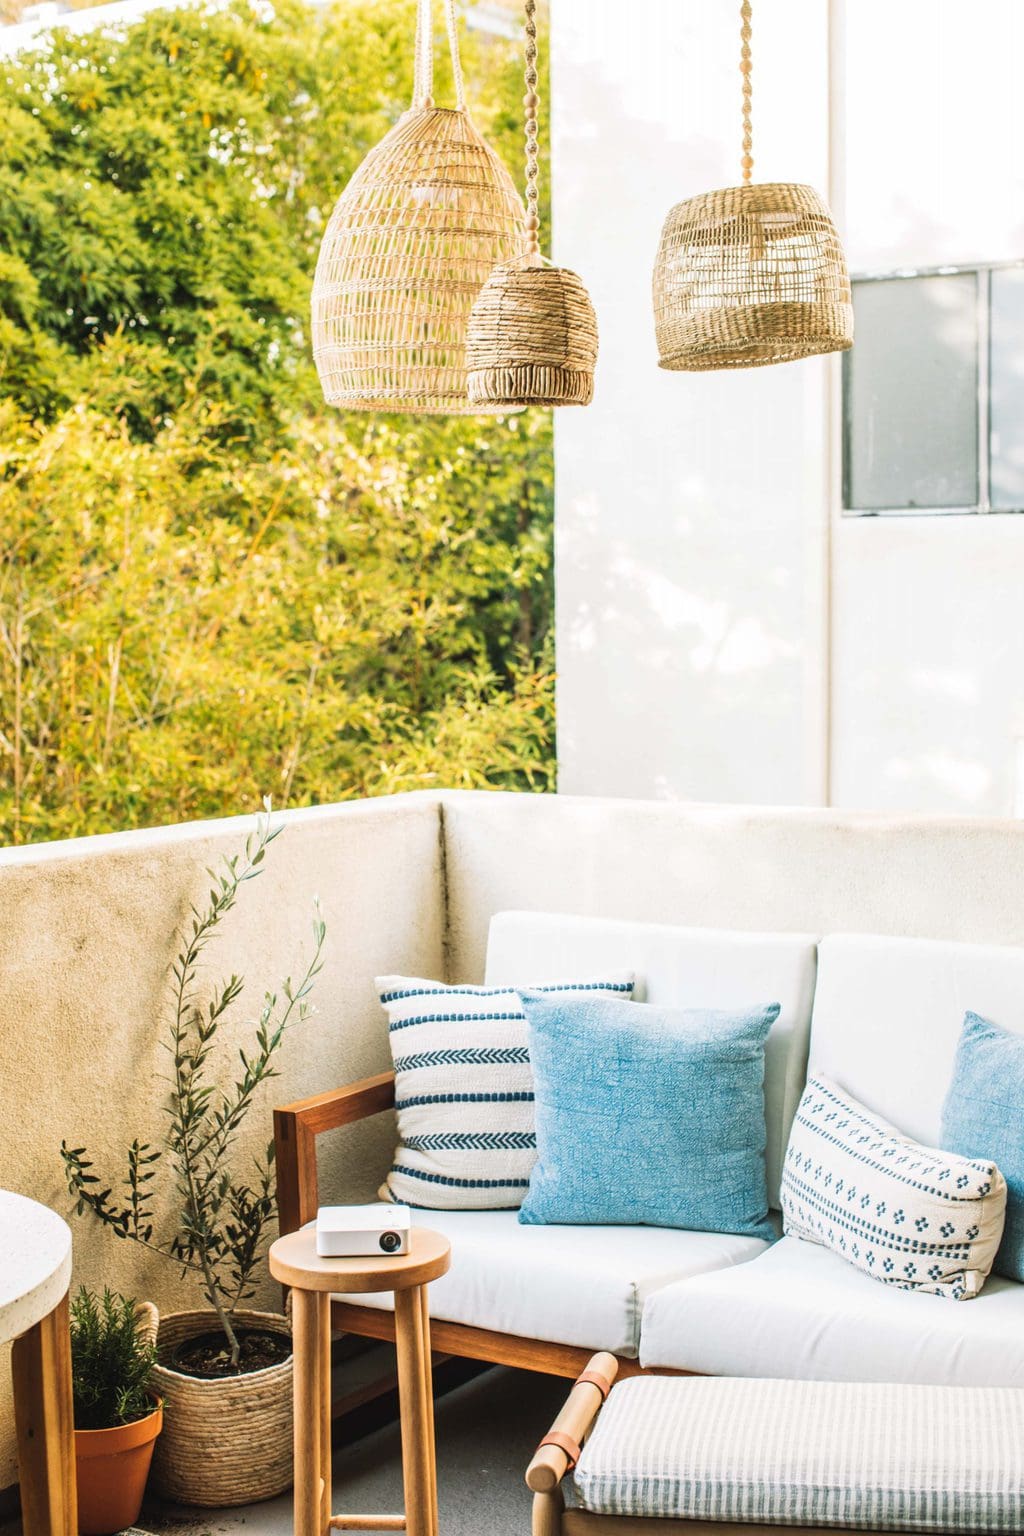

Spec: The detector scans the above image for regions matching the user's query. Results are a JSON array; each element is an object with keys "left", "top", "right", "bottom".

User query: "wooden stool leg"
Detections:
[
  {"left": 318, "top": 1291, "right": 333, "bottom": 1530},
  {"left": 293, "top": 1287, "right": 324, "bottom": 1536},
  {"left": 394, "top": 1285, "right": 438, "bottom": 1536},
  {"left": 418, "top": 1285, "right": 438, "bottom": 1536},
  {"left": 11, "top": 1291, "right": 77, "bottom": 1536}
]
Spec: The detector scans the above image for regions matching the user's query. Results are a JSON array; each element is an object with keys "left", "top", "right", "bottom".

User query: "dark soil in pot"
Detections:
[{"left": 169, "top": 1326, "right": 291, "bottom": 1378}]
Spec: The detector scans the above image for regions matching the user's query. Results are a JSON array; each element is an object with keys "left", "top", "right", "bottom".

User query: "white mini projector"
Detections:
[{"left": 315, "top": 1202, "right": 411, "bottom": 1258}]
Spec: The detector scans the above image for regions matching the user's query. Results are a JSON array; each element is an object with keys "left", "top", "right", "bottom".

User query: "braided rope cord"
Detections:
[
  {"left": 445, "top": 0, "right": 466, "bottom": 111},
  {"left": 413, "top": 0, "right": 466, "bottom": 111},
  {"left": 524, "top": 0, "right": 540, "bottom": 257},
  {"left": 740, "top": 0, "right": 753, "bottom": 183}
]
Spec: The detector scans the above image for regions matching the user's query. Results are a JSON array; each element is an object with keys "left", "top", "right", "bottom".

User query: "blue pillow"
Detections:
[
  {"left": 941, "top": 1011, "right": 1024, "bottom": 1283},
  {"left": 517, "top": 990, "right": 779, "bottom": 1237}
]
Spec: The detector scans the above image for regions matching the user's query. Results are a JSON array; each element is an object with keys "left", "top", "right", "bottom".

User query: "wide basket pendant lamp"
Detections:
[
  {"left": 653, "top": 0, "right": 853, "bottom": 371},
  {"left": 311, "top": 0, "right": 525, "bottom": 414},
  {"left": 466, "top": 0, "right": 598, "bottom": 409}
]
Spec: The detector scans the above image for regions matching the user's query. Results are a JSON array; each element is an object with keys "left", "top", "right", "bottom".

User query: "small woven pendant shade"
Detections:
[
  {"left": 653, "top": 2, "right": 852, "bottom": 371},
  {"left": 311, "top": 0, "right": 525, "bottom": 414},
  {"left": 466, "top": 0, "right": 598, "bottom": 409}
]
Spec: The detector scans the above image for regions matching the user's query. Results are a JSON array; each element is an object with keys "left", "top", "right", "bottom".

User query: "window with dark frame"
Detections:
[{"left": 843, "top": 261, "right": 1024, "bottom": 516}]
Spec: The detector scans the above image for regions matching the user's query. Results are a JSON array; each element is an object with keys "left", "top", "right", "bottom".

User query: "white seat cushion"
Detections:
[
  {"left": 338, "top": 1209, "right": 769, "bottom": 1356},
  {"left": 640, "top": 1234, "right": 1024, "bottom": 1384},
  {"left": 486, "top": 911, "right": 818, "bottom": 1204},
  {"left": 809, "top": 934, "right": 1024, "bottom": 1145},
  {"left": 574, "top": 1375, "right": 1024, "bottom": 1531}
]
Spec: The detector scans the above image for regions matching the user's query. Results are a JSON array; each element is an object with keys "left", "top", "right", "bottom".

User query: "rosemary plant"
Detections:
[
  {"left": 62, "top": 802, "right": 325, "bottom": 1371},
  {"left": 70, "top": 1287, "right": 157, "bottom": 1430}
]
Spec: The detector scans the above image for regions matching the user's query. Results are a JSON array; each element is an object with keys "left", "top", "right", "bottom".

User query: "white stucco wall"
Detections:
[
  {"left": 551, "top": 0, "right": 832, "bottom": 807},
  {"left": 831, "top": 0, "right": 1024, "bottom": 815},
  {"left": 552, "top": 0, "right": 1024, "bottom": 816}
]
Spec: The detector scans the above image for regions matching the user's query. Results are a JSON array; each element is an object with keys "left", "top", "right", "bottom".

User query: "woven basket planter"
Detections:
[
  {"left": 148, "top": 1308, "right": 293, "bottom": 1508},
  {"left": 311, "top": 104, "right": 525, "bottom": 413},
  {"left": 653, "top": 182, "right": 853, "bottom": 370},
  {"left": 467, "top": 260, "right": 598, "bottom": 408}
]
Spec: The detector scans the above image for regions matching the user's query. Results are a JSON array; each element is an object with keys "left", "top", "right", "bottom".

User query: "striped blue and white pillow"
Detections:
[{"left": 376, "top": 972, "right": 635, "bottom": 1209}]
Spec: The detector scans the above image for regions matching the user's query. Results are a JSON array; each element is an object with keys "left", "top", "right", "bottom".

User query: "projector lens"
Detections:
[{"left": 379, "top": 1231, "right": 401, "bottom": 1253}]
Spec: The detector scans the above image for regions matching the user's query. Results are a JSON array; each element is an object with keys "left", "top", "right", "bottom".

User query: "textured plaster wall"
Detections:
[
  {"left": 0, "top": 794, "right": 444, "bottom": 1488},
  {"left": 440, "top": 791, "right": 1024, "bottom": 979}
]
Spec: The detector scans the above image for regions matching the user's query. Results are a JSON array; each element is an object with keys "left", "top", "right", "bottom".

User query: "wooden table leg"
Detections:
[
  {"left": 293, "top": 1287, "right": 325, "bottom": 1536},
  {"left": 318, "top": 1290, "right": 333, "bottom": 1531},
  {"left": 394, "top": 1285, "right": 438, "bottom": 1536},
  {"left": 418, "top": 1285, "right": 438, "bottom": 1536},
  {"left": 11, "top": 1290, "right": 77, "bottom": 1536}
]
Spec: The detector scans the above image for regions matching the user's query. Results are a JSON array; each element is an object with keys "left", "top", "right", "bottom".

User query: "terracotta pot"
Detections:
[
  {"left": 75, "top": 1400, "right": 163, "bottom": 1536},
  {"left": 149, "top": 1309, "right": 293, "bottom": 1507}
]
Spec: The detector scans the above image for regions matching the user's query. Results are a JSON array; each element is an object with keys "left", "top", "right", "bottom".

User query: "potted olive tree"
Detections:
[
  {"left": 72, "top": 1287, "right": 162, "bottom": 1535},
  {"left": 62, "top": 804, "right": 326, "bottom": 1507}
]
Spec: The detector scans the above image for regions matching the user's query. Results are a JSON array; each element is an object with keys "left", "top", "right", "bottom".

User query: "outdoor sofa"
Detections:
[{"left": 275, "top": 902, "right": 1024, "bottom": 1389}]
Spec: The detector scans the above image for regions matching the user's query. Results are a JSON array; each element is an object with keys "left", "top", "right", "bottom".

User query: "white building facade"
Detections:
[{"left": 551, "top": 0, "right": 1024, "bottom": 816}]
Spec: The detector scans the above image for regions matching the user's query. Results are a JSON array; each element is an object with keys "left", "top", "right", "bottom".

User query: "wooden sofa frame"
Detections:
[{"left": 273, "top": 1072, "right": 647, "bottom": 1383}]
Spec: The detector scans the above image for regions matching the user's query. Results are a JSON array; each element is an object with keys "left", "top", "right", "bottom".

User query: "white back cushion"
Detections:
[
  {"left": 810, "top": 934, "right": 1024, "bottom": 1146},
  {"left": 485, "top": 911, "right": 818, "bottom": 1206}
]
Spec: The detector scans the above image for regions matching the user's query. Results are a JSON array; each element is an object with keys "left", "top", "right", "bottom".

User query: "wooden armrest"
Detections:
[
  {"left": 526, "top": 1352, "right": 619, "bottom": 1493},
  {"left": 274, "top": 1071, "right": 396, "bottom": 1234}
]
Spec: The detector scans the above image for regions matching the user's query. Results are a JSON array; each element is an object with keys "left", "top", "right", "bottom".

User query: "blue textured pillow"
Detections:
[
  {"left": 517, "top": 991, "right": 779, "bottom": 1236},
  {"left": 941, "top": 1011, "right": 1024, "bottom": 1283}
]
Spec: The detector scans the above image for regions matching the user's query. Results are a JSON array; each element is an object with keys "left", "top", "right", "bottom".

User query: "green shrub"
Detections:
[
  {"left": 0, "top": 1, "right": 556, "bottom": 845},
  {"left": 70, "top": 1287, "right": 158, "bottom": 1430}
]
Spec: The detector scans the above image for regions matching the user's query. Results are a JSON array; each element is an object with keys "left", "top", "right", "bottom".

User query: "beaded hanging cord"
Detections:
[
  {"left": 740, "top": 0, "right": 752, "bottom": 183},
  {"left": 523, "top": 0, "right": 542, "bottom": 262}
]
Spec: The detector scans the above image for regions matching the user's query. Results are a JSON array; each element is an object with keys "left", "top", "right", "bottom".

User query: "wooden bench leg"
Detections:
[
  {"left": 11, "top": 1291, "right": 77, "bottom": 1536},
  {"left": 533, "top": 1485, "right": 566, "bottom": 1536}
]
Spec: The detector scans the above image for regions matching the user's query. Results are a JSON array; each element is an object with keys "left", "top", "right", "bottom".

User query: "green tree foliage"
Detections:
[{"left": 0, "top": 0, "right": 554, "bottom": 842}]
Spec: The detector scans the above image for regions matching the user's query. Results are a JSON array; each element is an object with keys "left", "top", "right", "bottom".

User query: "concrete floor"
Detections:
[{"left": 3, "top": 1366, "right": 566, "bottom": 1536}]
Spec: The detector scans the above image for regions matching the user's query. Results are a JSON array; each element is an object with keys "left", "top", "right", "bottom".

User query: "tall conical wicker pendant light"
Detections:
[
  {"left": 311, "top": 0, "right": 525, "bottom": 414},
  {"left": 653, "top": 0, "right": 853, "bottom": 371},
  {"left": 466, "top": 0, "right": 598, "bottom": 409}
]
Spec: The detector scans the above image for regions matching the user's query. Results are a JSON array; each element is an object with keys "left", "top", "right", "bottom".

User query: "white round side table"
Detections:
[{"left": 0, "top": 1190, "right": 76, "bottom": 1535}]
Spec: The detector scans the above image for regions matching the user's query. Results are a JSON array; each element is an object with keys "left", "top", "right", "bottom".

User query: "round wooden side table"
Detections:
[
  {"left": 0, "top": 1190, "right": 76, "bottom": 1536},
  {"left": 269, "top": 1225, "right": 451, "bottom": 1536}
]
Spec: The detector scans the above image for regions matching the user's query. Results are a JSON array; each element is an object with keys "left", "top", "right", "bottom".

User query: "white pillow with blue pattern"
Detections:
[
  {"left": 781, "top": 1075, "right": 1006, "bottom": 1299},
  {"left": 376, "top": 972, "right": 635, "bottom": 1209}
]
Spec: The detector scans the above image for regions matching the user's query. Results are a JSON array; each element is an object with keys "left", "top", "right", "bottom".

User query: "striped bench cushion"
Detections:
[
  {"left": 573, "top": 1376, "right": 1024, "bottom": 1531},
  {"left": 376, "top": 972, "right": 634, "bottom": 1209}
]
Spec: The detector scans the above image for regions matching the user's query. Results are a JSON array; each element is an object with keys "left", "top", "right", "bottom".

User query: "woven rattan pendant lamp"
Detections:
[
  {"left": 311, "top": 0, "right": 525, "bottom": 413},
  {"left": 466, "top": 0, "right": 598, "bottom": 408},
  {"left": 653, "top": 0, "right": 853, "bottom": 371}
]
